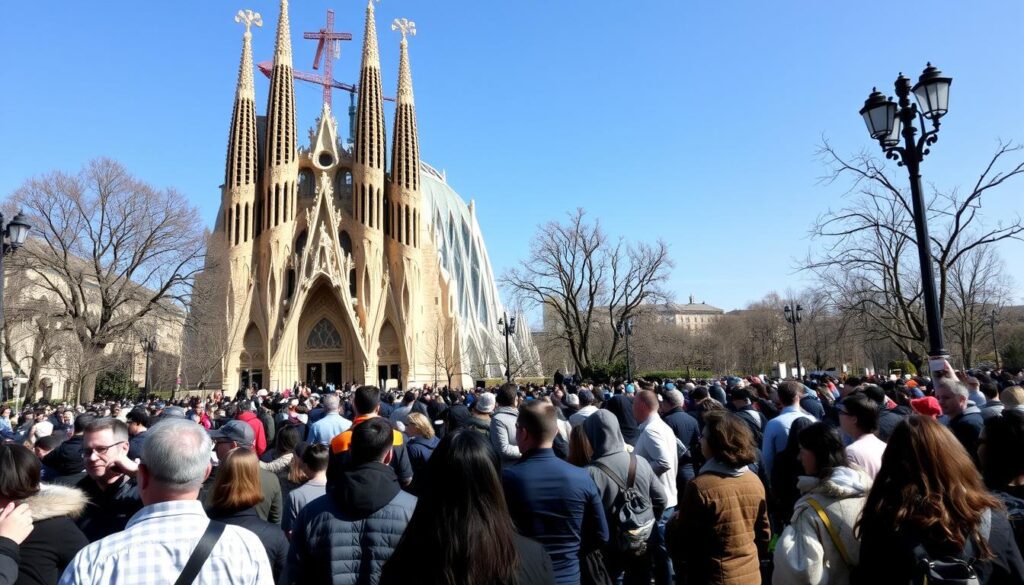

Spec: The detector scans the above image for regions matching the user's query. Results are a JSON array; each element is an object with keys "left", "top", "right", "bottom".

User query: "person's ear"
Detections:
[
  {"left": 382, "top": 448, "right": 393, "bottom": 465},
  {"left": 138, "top": 463, "right": 151, "bottom": 490}
]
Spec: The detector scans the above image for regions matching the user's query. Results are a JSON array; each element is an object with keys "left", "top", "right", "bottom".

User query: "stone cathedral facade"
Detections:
[{"left": 209, "top": 1, "right": 538, "bottom": 394}]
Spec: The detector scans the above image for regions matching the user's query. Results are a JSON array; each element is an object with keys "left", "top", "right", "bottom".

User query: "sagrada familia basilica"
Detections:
[{"left": 210, "top": 0, "right": 538, "bottom": 393}]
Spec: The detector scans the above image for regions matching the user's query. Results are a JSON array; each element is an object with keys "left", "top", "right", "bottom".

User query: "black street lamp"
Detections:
[
  {"left": 618, "top": 318, "right": 634, "bottom": 382},
  {"left": 0, "top": 212, "right": 31, "bottom": 397},
  {"left": 784, "top": 304, "right": 803, "bottom": 379},
  {"left": 990, "top": 309, "right": 1001, "bottom": 370},
  {"left": 497, "top": 312, "right": 517, "bottom": 383},
  {"left": 859, "top": 63, "right": 952, "bottom": 373},
  {"left": 140, "top": 336, "right": 156, "bottom": 401}
]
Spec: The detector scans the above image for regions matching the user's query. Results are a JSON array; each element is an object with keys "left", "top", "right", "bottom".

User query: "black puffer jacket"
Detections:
[
  {"left": 288, "top": 462, "right": 416, "bottom": 585},
  {"left": 16, "top": 484, "right": 89, "bottom": 585}
]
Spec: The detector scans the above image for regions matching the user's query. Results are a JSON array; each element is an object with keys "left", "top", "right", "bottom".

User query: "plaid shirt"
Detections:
[{"left": 58, "top": 499, "right": 273, "bottom": 585}]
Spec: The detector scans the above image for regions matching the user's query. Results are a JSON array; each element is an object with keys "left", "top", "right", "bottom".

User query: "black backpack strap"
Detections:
[
  {"left": 626, "top": 453, "right": 637, "bottom": 488},
  {"left": 592, "top": 459, "right": 628, "bottom": 492},
  {"left": 174, "top": 520, "right": 227, "bottom": 585}
]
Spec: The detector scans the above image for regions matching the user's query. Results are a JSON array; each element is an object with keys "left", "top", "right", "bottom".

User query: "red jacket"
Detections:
[{"left": 237, "top": 411, "right": 267, "bottom": 456}]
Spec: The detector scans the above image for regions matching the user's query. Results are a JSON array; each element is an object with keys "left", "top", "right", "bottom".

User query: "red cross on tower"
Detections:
[{"left": 303, "top": 9, "right": 353, "bottom": 109}]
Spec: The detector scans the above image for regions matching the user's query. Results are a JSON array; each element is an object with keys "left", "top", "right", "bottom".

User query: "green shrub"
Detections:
[
  {"left": 95, "top": 371, "right": 138, "bottom": 400},
  {"left": 887, "top": 360, "right": 918, "bottom": 375}
]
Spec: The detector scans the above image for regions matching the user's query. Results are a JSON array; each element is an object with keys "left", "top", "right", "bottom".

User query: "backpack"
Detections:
[
  {"left": 592, "top": 455, "right": 656, "bottom": 556},
  {"left": 911, "top": 509, "right": 991, "bottom": 585}
]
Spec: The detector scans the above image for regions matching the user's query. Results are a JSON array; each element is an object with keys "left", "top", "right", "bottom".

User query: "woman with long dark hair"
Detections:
[
  {"left": 979, "top": 409, "right": 1024, "bottom": 556},
  {"left": 379, "top": 429, "right": 553, "bottom": 585},
  {"left": 854, "top": 415, "right": 1024, "bottom": 584},
  {"left": 774, "top": 422, "right": 870, "bottom": 585}
]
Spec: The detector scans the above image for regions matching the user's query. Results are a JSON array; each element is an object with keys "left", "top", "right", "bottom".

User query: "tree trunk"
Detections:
[{"left": 80, "top": 370, "right": 98, "bottom": 404}]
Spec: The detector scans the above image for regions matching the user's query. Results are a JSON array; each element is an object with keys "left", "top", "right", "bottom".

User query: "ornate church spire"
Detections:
[
  {"left": 390, "top": 18, "right": 419, "bottom": 193},
  {"left": 223, "top": 9, "right": 261, "bottom": 248},
  {"left": 355, "top": 0, "right": 385, "bottom": 172},
  {"left": 262, "top": 0, "right": 298, "bottom": 230}
]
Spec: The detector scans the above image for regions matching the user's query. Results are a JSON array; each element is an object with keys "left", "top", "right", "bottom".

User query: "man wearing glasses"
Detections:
[{"left": 74, "top": 418, "right": 143, "bottom": 542}]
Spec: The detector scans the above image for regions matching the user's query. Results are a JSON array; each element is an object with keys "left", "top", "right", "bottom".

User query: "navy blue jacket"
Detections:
[
  {"left": 503, "top": 448, "right": 608, "bottom": 585},
  {"left": 603, "top": 394, "right": 639, "bottom": 446},
  {"left": 663, "top": 407, "right": 703, "bottom": 484}
]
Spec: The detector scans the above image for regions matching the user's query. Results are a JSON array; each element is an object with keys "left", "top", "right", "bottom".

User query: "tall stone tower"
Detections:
[
  {"left": 349, "top": 0, "right": 389, "bottom": 383},
  {"left": 386, "top": 19, "right": 423, "bottom": 384}
]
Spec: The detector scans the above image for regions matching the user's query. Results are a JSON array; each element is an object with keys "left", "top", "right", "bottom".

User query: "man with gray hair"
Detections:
[
  {"left": 936, "top": 377, "right": 984, "bottom": 465},
  {"left": 661, "top": 389, "right": 703, "bottom": 492},
  {"left": 307, "top": 393, "right": 352, "bottom": 445},
  {"left": 59, "top": 418, "right": 273, "bottom": 584}
]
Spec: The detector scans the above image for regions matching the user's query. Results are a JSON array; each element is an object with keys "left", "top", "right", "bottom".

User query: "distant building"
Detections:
[{"left": 644, "top": 296, "right": 725, "bottom": 332}]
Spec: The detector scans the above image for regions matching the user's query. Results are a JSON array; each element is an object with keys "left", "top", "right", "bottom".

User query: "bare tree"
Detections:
[
  {"left": 806, "top": 140, "right": 1024, "bottom": 368},
  {"left": 9, "top": 158, "right": 207, "bottom": 403},
  {"left": 428, "top": 318, "right": 462, "bottom": 388},
  {"left": 181, "top": 232, "right": 231, "bottom": 391},
  {"left": 503, "top": 208, "right": 673, "bottom": 374},
  {"left": 946, "top": 245, "right": 1012, "bottom": 368}
]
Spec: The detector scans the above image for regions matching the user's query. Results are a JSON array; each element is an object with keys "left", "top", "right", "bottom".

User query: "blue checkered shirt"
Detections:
[{"left": 58, "top": 499, "right": 273, "bottom": 585}]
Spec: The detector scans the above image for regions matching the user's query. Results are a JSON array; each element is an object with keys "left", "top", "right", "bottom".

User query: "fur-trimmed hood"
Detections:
[
  {"left": 22, "top": 483, "right": 89, "bottom": 521},
  {"left": 797, "top": 465, "right": 872, "bottom": 500}
]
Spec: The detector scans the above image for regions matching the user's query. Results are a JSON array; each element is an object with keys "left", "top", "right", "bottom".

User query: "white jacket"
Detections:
[{"left": 773, "top": 465, "right": 871, "bottom": 585}]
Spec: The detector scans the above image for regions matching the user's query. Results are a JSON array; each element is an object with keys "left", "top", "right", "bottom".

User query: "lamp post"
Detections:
[
  {"left": 140, "top": 336, "right": 156, "bottom": 401},
  {"left": 618, "top": 318, "right": 634, "bottom": 382},
  {"left": 783, "top": 304, "right": 803, "bottom": 379},
  {"left": 497, "top": 312, "right": 517, "bottom": 383},
  {"left": 859, "top": 63, "right": 952, "bottom": 374},
  {"left": 990, "top": 309, "right": 1001, "bottom": 370},
  {"left": 0, "top": 212, "right": 31, "bottom": 400}
]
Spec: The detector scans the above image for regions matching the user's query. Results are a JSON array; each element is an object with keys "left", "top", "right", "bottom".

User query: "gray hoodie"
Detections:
[{"left": 582, "top": 410, "right": 668, "bottom": 518}]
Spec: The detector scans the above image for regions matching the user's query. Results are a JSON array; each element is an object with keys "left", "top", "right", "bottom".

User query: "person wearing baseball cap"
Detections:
[{"left": 205, "top": 421, "right": 282, "bottom": 525}]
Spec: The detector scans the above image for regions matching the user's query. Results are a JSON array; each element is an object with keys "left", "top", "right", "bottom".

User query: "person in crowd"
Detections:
[
  {"left": 502, "top": 400, "right": 608, "bottom": 585},
  {"left": 728, "top": 387, "right": 768, "bottom": 445},
  {"left": 73, "top": 418, "right": 143, "bottom": 542},
  {"left": 910, "top": 395, "right": 942, "bottom": 419},
  {"left": 208, "top": 420, "right": 283, "bottom": 525},
  {"left": 979, "top": 409, "right": 1024, "bottom": 555},
  {"left": 632, "top": 390, "right": 679, "bottom": 585},
  {"left": 567, "top": 424, "right": 593, "bottom": 468},
  {"left": 604, "top": 384, "right": 640, "bottom": 446},
  {"left": 257, "top": 398, "right": 276, "bottom": 445},
  {"left": 569, "top": 390, "right": 598, "bottom": 428},
  {"left": 763, "top": 381, "right": 816, "bottom": 479},
  {"left": 289, "top": 417, "right": 417, "bottom": 585},
  {"left": 664, "top": 389, "right": 704, "bottom": 492},
  {"left": 380, "top": 429, "right": 553, "bottom": 585},
  {"left": 388, "top": 391, "right": 418, "bottom": 428},
  {"left": 936, "top": 378, "right": 985, "bottom": 465},
  {"left": 668, "top": 410, "right": 771, "bottom": 585},
  {"left": 0, "top": 503, "right": 34, "bottom": 585},
  {"left": 404, "top": 413, "right": 438, "bottom": 496},
  {"left": 32, "top": 436, "right": 64, "bottom": 483},
  {"left": 207, "top": 449, "right": 288, "bottom": 584},
  {"left": 0, "top": 444, "right": 88, "bottom": 585},
  {"left": 854, "top": 415, "right": 1024, "bottom": 584},
  {"left": 837, "top": 392, "right": 886, "bottom": 479},
  {"left": 469, "top": 392, "right": 495, "bottom": 432},
  {"left": 260, "top": 425, "right": 302, "bottom": 477},
  {"left": 769, "top": 415, "right": 815, "bottom": 529},
  {"left": 236, "top": 399, "right": 269, "bottom": 456},
  {"left": 329, "top": 386, "right": 413, "bottom": 488},
  {"left": 283, "top": 443, "right": 328, "bottom": 535},
  {"left": 307, "top": 394, "right": 351, "bottom": 446},
  {"left": 774, "top": 423, "right": 871, "bottom": 585},
  {"left": 42, "top": 413, "right": 94, "bottom": 482},
  {"left": 124, "top": 408, "right": 149, "bottom": 462},
  {"left": 980, "top": 377, "right": 1005, "bottom": 420},
  {"left": 59, "top": 418, "right": 273, "bottom": 585},
  {"left": 861, "top": 385, "right": 905, "bottom": 442},
  {"left": 799, "top": 384, "right": 826, "bottom": 421},
  {"left": 966, "top": 376, "right": 988, "bottom": 408},
  {"left": 582, "top": 410, "right": 667, "bottom": 585},
  {"left": 0, "top": 408, "right": 13, "bottom": 439},
  {"left": 491, "top": 384, "right": 522, "bottom": 466},
  {"left": 1000, "top": 386, "right": 1024, "bottom": 412}
]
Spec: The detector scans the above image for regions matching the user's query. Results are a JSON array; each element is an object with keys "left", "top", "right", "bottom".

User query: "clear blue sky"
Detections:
[{"left": 3, "top": 1, "right": 1022, "bottom": 315}]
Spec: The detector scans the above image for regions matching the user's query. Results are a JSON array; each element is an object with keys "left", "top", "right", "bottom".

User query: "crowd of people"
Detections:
[{"left": 1, "top": 364, "right": 1024, "bottom": 584}]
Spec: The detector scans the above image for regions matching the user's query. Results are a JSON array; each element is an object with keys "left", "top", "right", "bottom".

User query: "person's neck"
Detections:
[
  {"left": 310, "top": 471, "right": 328, "bottom": 483},
  {"left": 142, "top": 489, "right": 200, "bottom": 506}
]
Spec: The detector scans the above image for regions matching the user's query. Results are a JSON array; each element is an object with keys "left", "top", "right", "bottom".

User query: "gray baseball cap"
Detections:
[{"left": 208, "top": 420, "right": 255, "bottom": 446}]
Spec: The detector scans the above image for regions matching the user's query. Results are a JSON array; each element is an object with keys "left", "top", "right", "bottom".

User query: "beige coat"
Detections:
[{"left": 773, "top": 465, "right": 871, "bottom": 585}]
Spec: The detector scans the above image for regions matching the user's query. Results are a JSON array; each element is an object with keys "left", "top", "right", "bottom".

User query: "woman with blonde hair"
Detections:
[
  {"left": 208, "top": 449, "right": 288, "bottom": 583},
  {"left": 406, "top": 412, "right": 439, "bottom": 496},
  {"left": 853, "top": 415, "right": 1024, "bottom": 583}
]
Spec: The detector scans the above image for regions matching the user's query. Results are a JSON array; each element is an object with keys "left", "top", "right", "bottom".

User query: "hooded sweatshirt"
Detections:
[
  {"left": 773, "top": 466, "right": 871, "bottom": 585},
  {"left": 583, "top": 411, "right": 668, "bottom": 521}
]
